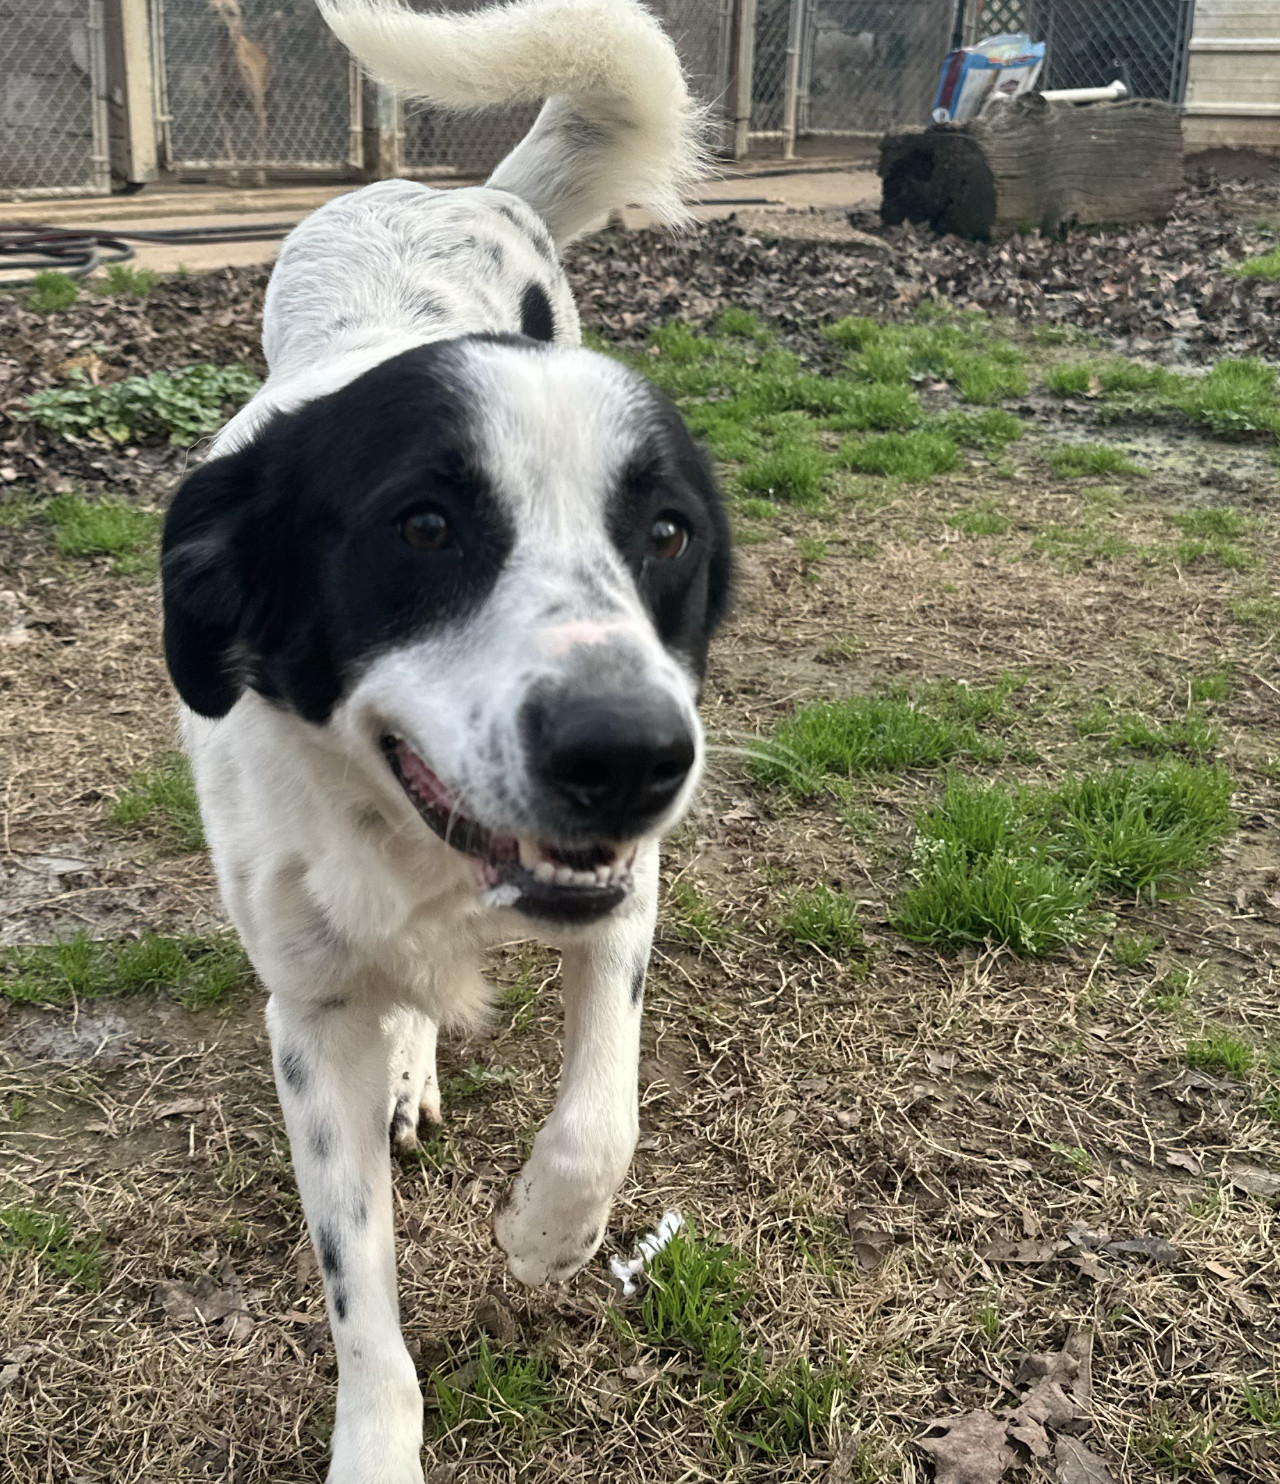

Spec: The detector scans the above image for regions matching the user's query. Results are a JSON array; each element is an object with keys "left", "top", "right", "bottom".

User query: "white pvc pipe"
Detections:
[{"left": 1040, "top": 81, "right": 1130, "bottom": 103}]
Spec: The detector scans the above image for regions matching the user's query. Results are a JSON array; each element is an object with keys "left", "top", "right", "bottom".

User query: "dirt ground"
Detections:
[{"left": 1, "top": 182, "right": 1279, "bottom": 1484}]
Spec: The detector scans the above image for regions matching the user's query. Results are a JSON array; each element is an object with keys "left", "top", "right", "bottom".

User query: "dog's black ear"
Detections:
[{"left": 161, "top": 447, "right": 257, "bottom": 718}]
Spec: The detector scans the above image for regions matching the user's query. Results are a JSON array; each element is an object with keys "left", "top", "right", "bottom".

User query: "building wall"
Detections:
[{"left": 1184, "top": 0, "right": 1280, "bottom": 153}]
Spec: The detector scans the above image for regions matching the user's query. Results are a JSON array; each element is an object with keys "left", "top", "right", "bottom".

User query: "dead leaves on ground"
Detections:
[{"left": 918, "top": 1333, "right": 1116, "bottom": 1484}]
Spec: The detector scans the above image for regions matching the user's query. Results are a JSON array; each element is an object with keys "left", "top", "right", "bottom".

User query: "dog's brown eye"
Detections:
[
  {"left": 647, "top": 513, "right": 689, "bottom": 561},
  {"left": 400, "top": 507, "right": 452, "bottom": 552}
]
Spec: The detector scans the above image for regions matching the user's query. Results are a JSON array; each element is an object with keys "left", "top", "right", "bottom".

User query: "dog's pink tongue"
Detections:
[{"left": 395, "top": 740, "right": 456, "bottom": 812}]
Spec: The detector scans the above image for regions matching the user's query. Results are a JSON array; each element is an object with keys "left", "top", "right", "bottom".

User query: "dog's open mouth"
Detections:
[{"left": 382, "top": 735, "right": 634, "bottom": 923}]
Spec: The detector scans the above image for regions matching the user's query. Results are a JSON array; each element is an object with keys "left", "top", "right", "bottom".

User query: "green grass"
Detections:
[
  {"left": 823, "top": 311, "right": 1028, "bottom": 404},
  {"left": 1045, "top": 363, "right": 1093, "bottom": 396},
  {"left": 1032, "top": 521, "right": 1133, "bottom": 570},
  {"left": 45, "top": 492, "right": 160, "bottom": 573},
  {"left": 1181, "top": 358, "right": 1280, "bottom": 437},
  {"left": 1047, "top": 443, "right": 1146, "bottom": 478},
  {"left": 976, "top": 1302, "right": 1001, "bottom": 1341},
  {"left": 429, "top": 1338, "right": 557, "bottom": 1441},
  {"left": 781, "top": 886, "right": 865, "bottom": 954},
  {"left": 99, "top": 263, "right": 159, "bottom": 298},
  {"left": 1112, "top": 931, "right": 1160, "bottom": 968},
  {"left": 1232, "top": 596, "right": 1280, "bottom": 636},
  {"left": 1107, "top": 710, "right": 1220, "bottom": 758},
  {"left": 666, "top": 878, "right": 728, "bottom": 945},
  {"left": 1190, "top": 671, "right": 1229, "bottom": 704},
  {"left": 825, "top": 380, "right": 923, "bottom": 432},
  {"left": 737, "top": 420, "right": 830, "bottom": 508},
  {"left": 20, "top": 362, "right": 262, "bottom": 446},
  {"left": 1172, "top": 536, "right": 1254, "bottom": 571},
  {"left": 751, "top": 690, "right": 998, "bottom": 795},
  {"left": 1147, "top": 963, "right": 1198, "bottom": 1013},
  {"left": 948, "top": 506, "right": 1010, "bottom": 536},
  {"left": 719, "top": 1355, "right": 854, "bottom": 1457},
  {"left": 1233, "top": 245, "right": 1280, "bottom": 280},
  {"left": 0, "top": 1206, "right": 102, "bottom": 1290},
  {"left": 29, "top": 270, "right": 79, "bottom": 311},
  {"left": 935, "top": 407, "right": 1024, "bottom": 451},
  {"left": 838, "top": 430, "right": 959, "bottom": 480},
  {"left": 894, "top": 779, "right": 1093, "bottom": 956},
  {"left": 1185, "top": 1031, "right": 1254, "bottom": 1080},
  {"left": 896, "top": 759, "right": 1234, "bottom": 955},
  {"left": 634, "top": 1229, "right": 747, "bottom": 1372},
  {"left": 715, "top": 307, "right": 772, "bottom": 342},
  {"left": 1244, "top": 1386, "right": 1280, "bottom": 1427},
  {"left": 110, "top": 752, "right": 204, "bottom": 851},
  {"left": 1135, "top": 1411, "right": 1217, "bottom": 1476},
  {"left": 0, "top": 932, "right": 251, "bottom": 1010},
  {"left": 1043, "top": 759, "right": 1234, "bottom": 899},
  {"left": 1172, "top": 507, "right": 1250, "bottom": 539}
]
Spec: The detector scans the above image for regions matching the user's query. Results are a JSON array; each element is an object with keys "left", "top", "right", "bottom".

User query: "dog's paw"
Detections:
[
  {"left": 494, "top": 1154, "right": 614, "bottom": 1285},
  {"left": 327, "top": 1377, "right": 423, "bottom": 1483},
  {"left": 385, "top": 1008, "right": 442, "bottom": 1152}
]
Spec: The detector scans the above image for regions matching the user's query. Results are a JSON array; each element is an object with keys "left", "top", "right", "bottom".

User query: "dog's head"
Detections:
[{"left": 163, "top": 338, "right": 731, "bottom": 925}]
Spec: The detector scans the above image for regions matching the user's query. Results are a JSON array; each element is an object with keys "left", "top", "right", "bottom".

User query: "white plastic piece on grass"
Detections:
[{"left": 609, "top": 1209, "right": 683, "bottom": 1296}]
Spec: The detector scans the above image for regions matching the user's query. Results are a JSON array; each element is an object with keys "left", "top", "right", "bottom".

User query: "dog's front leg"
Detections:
[
  {"left": 495, "top": 845, "right": 657, "bottom": 1284},
  {"left": 267, "top": 993, "right": 423, "bottom": 1484}
]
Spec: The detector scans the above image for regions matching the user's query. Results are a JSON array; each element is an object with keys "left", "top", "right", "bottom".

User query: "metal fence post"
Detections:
[
  {"left": 781, "top": 0, "right": 807, "bottom": 160},
  {"left": 727, "top": 0, "right": 758, "bottom": 159}
]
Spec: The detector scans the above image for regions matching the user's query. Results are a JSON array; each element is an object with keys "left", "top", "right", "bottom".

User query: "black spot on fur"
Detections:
[
  {"left": 630, "top": 961, "right": 646, "bottom": 1006},
  {"left": 332, "top": 1284, "right": 349, "bottom": 1322},
  {"left": 310, "top": 1122, "right": 333, "bottom": 1161},
  {"left": 519, "top": 281, "right": 555, "bottom": 343},
  {"left": 278, "top": 1049, "right": 309, "bottom": 1095},
  {"left": 317, "top": 1223, "right": 343, "bottom": 1281}
]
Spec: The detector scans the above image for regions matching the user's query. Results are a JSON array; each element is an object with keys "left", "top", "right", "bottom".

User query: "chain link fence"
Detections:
[
  {"left": 968, "top": 0, "right": 1195, "bottom": 104},
  {"left": 154, "top": 0, "right": 361, "bottom": 178},
  {"left": 0, "top": 0, "right": 108, "bottom": 197}
]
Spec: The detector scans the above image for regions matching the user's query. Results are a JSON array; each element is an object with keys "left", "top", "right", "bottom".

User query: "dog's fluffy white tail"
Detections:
[{"left": 318, "top": 0, "right": 709, "bottom": 245}]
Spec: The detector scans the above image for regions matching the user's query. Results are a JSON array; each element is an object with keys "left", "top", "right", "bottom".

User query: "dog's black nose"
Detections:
[{"left": 529, "top": 694, "right": 695, "bottom": 835}]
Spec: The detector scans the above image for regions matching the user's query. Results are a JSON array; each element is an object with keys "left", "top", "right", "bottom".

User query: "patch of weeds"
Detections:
[
  {"left": 1172, "top": 535, "right": 1254, "bottom": 571},
  {"left": 1042, "top": 760, "right": 1234, "bottom": 899},
  {"left": 1173, "top": 507, "right": 1250, "bottom": 539},
  {"left": 1180, "top": 358, "right": 1280, "bottom": 437},
  {"left": 1032, "top": 522, "right": 1133, "bottom": 570},
  {"left": 838, "top": 430, "right": 959, "bottom": 481},
  {"left": 1244, "top": 1385, "right": 1280, "bottom": 1428},
  {"left": 110, "top": 752, "right": 204, "bottom": 851},
  {"left": 1147, "top": 963, "right": 1198, "bottom": 1013},
  {"left": 894, "top": 778, "right": 1093, "bottom": 956},
  {"left": 824, "top": 311, "right": 1028, "bottom": 404},
  {"left": 715, "top": 306, "right": 772, "bottom": 342},
  {"left": 795, "top": 536, "right": 826, "bottom": 565},
  {"left": 1047, "top": 443, "right": 1146, "bottom": 479},
  {"left": 0, "top": 490, "right": 38, "bottom": 528},
  {"left": 631, "top": 1228, "right": 747, "bottom": 1372},
  {"left": 19, "top": 362, "right": 262, "bottom": 446},
  {"left": 975, "top": 1301, "right": 1001, "bottom": 1341},
  {"left": 0, "top": 932, "right": 251, "bottom": 1010},
  {"left": 665, "top": 878, "right": 727, "bottom": 945},
  {"left": 1112, "top": 931, "right": 1160, "bottom": 969},
  {"left": 1109, "top": 711, "right": 1220, "bottom": 759},
  {"left": 781, "top": 886, "right": 865, "bottom": 955},
  {"left": 429, "top": 1337, "right": 557, "bottom": 1440},
  {"left": 751, "top": 692, "right": 997, "bottom": 795},
  {"left": 29, "top": 270, "right": 78, "bottom": 311},
  {"left": 737, "top": 497, "right": 778, "bottom": 520},
  {"left": 0, "top": 1206, "right": 102, "bottom": 1290},
  {"left": 1190, "top": 671, "right": 1229, "bottom": 704},
  {"left": 1232, "top": 595, "right": 1280, "bottom": 637},
  {"left": 1050, "top": 1142, "right": 1093, "bottom": 1174},
  {"left": 935, "top": 407, "right": 1024, "bottom": 452},
  {"left": 1186, "top": 1031, "right": 1254, "bottom": 1080},
  {"left": 1135, "top": 1410, "right": 1217, "bottom": 1476},
  {"left": 948, "top": 505, "right": 1010, "bottom": 536},
  {"left": 1234, "top": 244, "right": 1280, "bottom": 279},
  {"left": 720, "top": 1354, "right": 853, "bottom": 1457},
  {"left": 441, "top": 1063, "right": 514, "bottom": 1100},
  {"left": 45, "top": 491, "right": 161, "bottom": 573},
  {"left": 738, "top": 417, "right": 830, "bottom": 508},
  {"left": 825, "top": 381, "right": 922, "bottom": 433},
  {"left": 100, "top": 263, "right": 158, "bottom": 297},
  {"left": 1044, "top": 363, "right": 1093, "bottom": 396}
]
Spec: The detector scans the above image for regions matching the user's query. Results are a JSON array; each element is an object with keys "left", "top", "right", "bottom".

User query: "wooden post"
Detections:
[
  {"left": 364, "top": 81, "right": 402, "bottom": 180},
  {"left": 727, "top": 0, "right": 758, "bottom": 160},
  {"left": 102, "top": 0, "right": 158, "bottom": 187}
]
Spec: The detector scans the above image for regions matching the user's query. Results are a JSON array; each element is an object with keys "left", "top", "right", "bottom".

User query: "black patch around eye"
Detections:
[{"left": 520, "top": 281, "right": 555, "bottom": 343}]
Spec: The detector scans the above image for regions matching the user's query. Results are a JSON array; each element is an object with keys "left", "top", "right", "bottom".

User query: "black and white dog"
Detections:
[{"left": 160, "top": 1, "right": 729, "bottom": 1477}]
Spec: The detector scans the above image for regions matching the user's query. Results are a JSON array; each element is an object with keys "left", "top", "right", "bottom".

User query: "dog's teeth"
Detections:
[
  {"left": 533, "top": 859, "right": 555, "bottom": 884},
  {"left": 517, "top": 837, "right": 540, "bottom": 869},
  {"left": 553, "top": 866, "right": 577, "bottom": 887},
  {"left": 595, "top": 864, "right": 612, "bottom": 886}
]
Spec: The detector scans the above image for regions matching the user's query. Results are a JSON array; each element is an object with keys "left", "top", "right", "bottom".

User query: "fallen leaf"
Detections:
[
  {"left": 152, "top": 1098, "right": 205, "bottom": 1121},
  {"left": 918, "top": 1411, "right": 1016, "bottom": 1484},
  {"left": 1103, "top": 1236, "right": 1180, "bottom": 1265},
  {"left": 1164, "top": 1149, "right": 1202, "bottom": 1175},
  {"left": 982, "top": 1238, "right": 1060, "bottom": 1264},
  {"left": 1229, "top": 1165, "right": 1280, "bottom": 1198},
  {"left": 926, "top": 1048, "right": 959, "bottom": 1074},
  {"left": 1054, "top": 1436, "right": 1117, "bottom": 1484}
]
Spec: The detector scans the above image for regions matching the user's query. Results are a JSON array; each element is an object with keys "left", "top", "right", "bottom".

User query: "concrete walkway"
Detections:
[{"left": 2, "top": 164, "right": 881, "bottom": 277}]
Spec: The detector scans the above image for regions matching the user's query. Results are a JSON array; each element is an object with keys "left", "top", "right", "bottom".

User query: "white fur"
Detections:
[
  {"left": 318, "top": 0, "right": 710, "bottom": 242},
  {"left": 176, "top": 5, "right": 709, "bottom": 1481}
]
